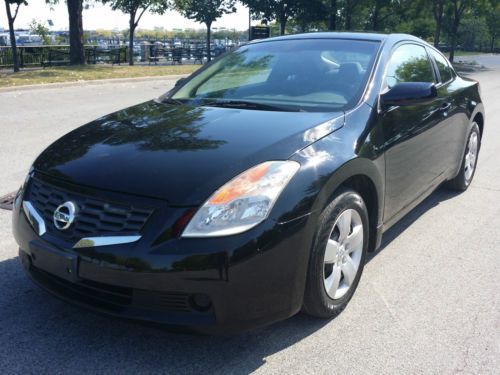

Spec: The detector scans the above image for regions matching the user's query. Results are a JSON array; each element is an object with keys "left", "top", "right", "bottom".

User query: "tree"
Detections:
[
  {"left": 29, "top": 19, "right": 51, "bottom": 44},
  {"left": 294, "top": 0, "right": 327, "bottom": 32},
  {"left": 102, "top": 0, "right": 169, "bottom": 65},
  {"left": 47, "top": 0, "right": 86, "bottom": 65},
  {"left": 432, "top": 0, "right": 445, "bottom": 47},
  {"left": 447, "top": 0, "right": 474, "bottom": 62},
  {"left": 485, "top": 2, "right": 500, "bottom": 52},
  {"left": 366, "top": 0, "right": 406, "bottom": 32},
  {"left": 327, "top": 0, "right": 338, "bottom": 30},
  {"left": 240, "top": 0, "right": 301, "bottom": 36},
  {"left": 174, "top": 0, "right": 236, "bottom": 61},
  {"left": 343, "top": 0, "right": 364, "bottom": 30},
  {"left": 3, "top": 0, "right": 26, "bottom": 72}
]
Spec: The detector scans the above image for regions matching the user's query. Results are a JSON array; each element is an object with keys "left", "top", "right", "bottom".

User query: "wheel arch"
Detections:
[
  {"left": 312, "top": 158, "right": 384, "bottom": 253},
  {"left": 469, "top": 102, "right": 485, "bottom": 138},
  {"left": 473, "top": 111, "right": 484, "bottom": 139}
]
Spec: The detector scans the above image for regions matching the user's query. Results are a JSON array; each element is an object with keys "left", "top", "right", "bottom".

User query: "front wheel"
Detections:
[
  {"left": 302, "top": 189, "right": 369, "bottom": 318},
  {"left": 447, "top": 123, "right": 481, "bottom": 191}
]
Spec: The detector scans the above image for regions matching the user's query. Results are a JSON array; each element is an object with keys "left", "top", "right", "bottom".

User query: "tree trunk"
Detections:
[
  {"left": 328, "top": 0, "right": 337, "bottom": 31},
  {"left": 433, "top": 2, "right": 443, "bottom": 48},
  {"left": 491, "top": 36, "right": 496, "bottom": 53},
  {"left": 67, "top": 0, "right": 85, "bottom": 65},
  {"left": 5, "top": 1, "right": 19, "bottom": 72},
  {"left": 434, "top": 22, "right": 442, "bottom": 48},
  {"left": 449, "top": 20, "right": 460, "bottom": 63},
  {"left": 371, "top": 1, "right": 380, "bottom": 31},
  {"left": 129, "top": 16, "right": 136, "bottom": 66},
  {"left": 206, "top": 22, "right": 212, "bottom": 62},
  {"left": 279, "top": 18, "right": 287, "bottom": 35},
  {"left": 345, "top": 4, "right": 352, "bottom": 30}
]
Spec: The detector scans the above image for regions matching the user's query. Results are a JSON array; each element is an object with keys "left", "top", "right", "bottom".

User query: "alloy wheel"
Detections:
[
  {"left": 464, "top": 131, "right": 479, "bottom": 181},
  {"left": 323, "top": 209, "right": 364, "bottom": 300}
]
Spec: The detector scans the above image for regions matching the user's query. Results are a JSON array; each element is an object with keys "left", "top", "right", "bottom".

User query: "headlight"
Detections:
[{"left": 182, "top": 161, "right": 300, "bottom": 237}]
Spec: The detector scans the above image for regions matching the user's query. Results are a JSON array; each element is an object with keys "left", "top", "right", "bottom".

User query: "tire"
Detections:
[
  {"left": 447, "top": 123, "right": 481, "bottom": 191},
  {"left": 302, "top": 188, "right": 369, "bottom": 318}
]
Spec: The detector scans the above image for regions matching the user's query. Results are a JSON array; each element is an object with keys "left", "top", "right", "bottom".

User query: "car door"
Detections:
[
  {"left": 380, "top": 43, "right": 449, "bottom": 222},
  {"left": 427, "top": 47, "right": 469, "bottom": 175}
]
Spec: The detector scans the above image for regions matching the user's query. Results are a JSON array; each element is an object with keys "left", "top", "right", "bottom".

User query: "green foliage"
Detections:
[
  {"left": 101, "top": 0, "right": 169, "bottom": 27},
  {"left": 100, "top": 0, "right": 170, "bottom": 64},
  {"left": 485, "top": 1, "right": 500, "bottom": 50},
  {"left": 173, "top": 0, "right": 236, "bottom": 26},
  {"left": 459, "top": 15, "right": 490, "bottom": 50},
  {"left": 29, "top": 19, "right": 52, "bottom": 45},
  {"left": 173, "top": 0, "right": 236, "bottom": 61},
  {"left": 240, "top": 0, "right": 302, "bottom": 34}
]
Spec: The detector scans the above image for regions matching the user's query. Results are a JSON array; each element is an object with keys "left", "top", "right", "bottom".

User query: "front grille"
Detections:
[
  {"left": 26, "top": 177, "right": 153, "bottom": 244},
  {"left": 29, "top": 265, "right": 194, "bottom": 314},
  {"left": 134, "top": 290, "right": 192, "bottom": 312}
]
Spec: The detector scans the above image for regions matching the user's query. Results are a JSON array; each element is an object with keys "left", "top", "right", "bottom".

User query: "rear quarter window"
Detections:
[{"left": 429, "top": 48, "right": 453, "bottom": 83}]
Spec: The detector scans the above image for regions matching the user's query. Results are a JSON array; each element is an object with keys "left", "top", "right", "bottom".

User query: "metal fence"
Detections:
[
  {"left": 0, "top": 44, "right": 231, "bottom": 69},
  {"left": 0, "top": 45, "right": 128, "bottom": 68},
  {"left": 141, "top": 44, "right": 227, "bottom": 64}
]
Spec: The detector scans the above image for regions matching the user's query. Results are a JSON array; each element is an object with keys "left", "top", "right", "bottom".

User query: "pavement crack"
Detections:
[{"left": 369, "top": 281, "right": 410, "bottom": 334}]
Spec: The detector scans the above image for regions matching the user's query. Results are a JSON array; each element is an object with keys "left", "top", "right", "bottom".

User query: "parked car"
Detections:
[
  {"left": 16, "top": 34, "right": 42, "bottom": 46},
  {"left": 13, "top": 32, "right": 484, "bottom": 334},
  {"left": 0, "top": 34, "right": 10, "bottom": 46}
]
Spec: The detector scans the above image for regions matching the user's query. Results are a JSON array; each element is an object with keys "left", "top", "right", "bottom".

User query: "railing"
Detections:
[
  {"left": 143, "top": 44, "right": 227, "bottom": 64},
  {"left": 0, "top": 44, "right": 233, "bottom": 68},
  {"left": 0, "top": 45, "right": 128, "bottom": 68}
]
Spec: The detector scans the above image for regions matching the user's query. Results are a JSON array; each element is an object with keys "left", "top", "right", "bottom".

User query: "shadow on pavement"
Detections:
[
  {"left": 0, "top": 186, "right": 461, "bottom": 373},
  {"left": 0, "top": 255, "right": 331, "bottom": 374},
  {"left": 367, "top": 186, "right": 461, "bottom": 262}
]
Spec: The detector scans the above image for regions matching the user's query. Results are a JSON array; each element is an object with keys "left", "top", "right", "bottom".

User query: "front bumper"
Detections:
[{"left": 13, "top": 192, "right": 314, "bottom": 334}]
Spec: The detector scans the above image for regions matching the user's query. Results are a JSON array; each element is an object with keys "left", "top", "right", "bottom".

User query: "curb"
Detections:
[{"left": 0, "top": 74, "right": 189, "bottom": 93}]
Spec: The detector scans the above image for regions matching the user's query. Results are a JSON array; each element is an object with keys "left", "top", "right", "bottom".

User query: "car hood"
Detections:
[{"left": 34, "top": 101, "right": 343, "bottom": 205}]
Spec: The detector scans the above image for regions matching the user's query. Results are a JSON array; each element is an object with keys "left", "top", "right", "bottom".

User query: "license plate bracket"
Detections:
[{"left": 30, "top": 243, "right": 79, "bottom": 283}]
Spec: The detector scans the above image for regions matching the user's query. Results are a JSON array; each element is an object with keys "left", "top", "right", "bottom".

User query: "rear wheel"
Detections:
[
  {"left": 447, "top": 123, "right": 481, "bottom": 191},
  {"left": 303, "top": 189, "right": 368, "bottom": 318}
]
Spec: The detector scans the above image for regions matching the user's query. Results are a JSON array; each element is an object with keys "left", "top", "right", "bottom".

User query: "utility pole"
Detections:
[{"left": 248, "top": 6, "right": 251, "bottom": 41}]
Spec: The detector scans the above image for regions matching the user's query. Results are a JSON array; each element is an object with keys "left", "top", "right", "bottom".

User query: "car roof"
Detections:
[{"left": 249, "top": 32, "right": 425, "bottom": 45}]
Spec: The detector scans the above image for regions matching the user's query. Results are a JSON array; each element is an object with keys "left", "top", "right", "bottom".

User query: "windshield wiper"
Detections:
[
  {"left": 203, "top": 100, "right": 301, "bottom": 112},
  {"left": 159, "top": 97, "right": 185, "bottom": 106}
]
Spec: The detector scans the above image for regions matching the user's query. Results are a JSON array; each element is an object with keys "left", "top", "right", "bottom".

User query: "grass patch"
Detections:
[
  {"left": 0, "top": 64, "right": 202, "bottom": 88},
  {"left": 452, "top": 50, "right": 487, "bottom": 57}
]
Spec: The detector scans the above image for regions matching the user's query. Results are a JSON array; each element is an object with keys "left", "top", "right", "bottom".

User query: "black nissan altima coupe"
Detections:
[{"left": 13, "top": 33, "right": 484, "bottom": 333}]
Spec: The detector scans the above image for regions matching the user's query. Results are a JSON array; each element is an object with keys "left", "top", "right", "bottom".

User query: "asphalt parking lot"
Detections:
[{"left": 0, "top": 61, "right": 499, "bottom": 374}]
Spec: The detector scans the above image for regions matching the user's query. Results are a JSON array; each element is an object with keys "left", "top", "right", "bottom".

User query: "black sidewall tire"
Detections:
[
  {"left": 448, "top": 123, "right": 481, "bottom": 191},
  {"left": 303, "top": 189, "right": 369, "bottom": 318}
]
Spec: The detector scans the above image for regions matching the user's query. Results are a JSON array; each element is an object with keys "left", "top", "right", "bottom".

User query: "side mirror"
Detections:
[
  {"left": 380, "top": 82, "right": 437, "bottom": 108},
  {"left": 175, "top": 77, "right": 187, "bottom": 87}
]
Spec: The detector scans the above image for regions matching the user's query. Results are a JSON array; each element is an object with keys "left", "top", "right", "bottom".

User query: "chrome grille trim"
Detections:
[
  {"left": 22, "top": 200, "right": 46, "bottom": 236},
  {"left": 73, "top": 235, "right": 141, "bottom": 249}
]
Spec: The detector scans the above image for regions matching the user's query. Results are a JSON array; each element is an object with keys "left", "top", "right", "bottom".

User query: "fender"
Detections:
[{"left": 287, "top": 128, "right": 385, "bottom": 252}]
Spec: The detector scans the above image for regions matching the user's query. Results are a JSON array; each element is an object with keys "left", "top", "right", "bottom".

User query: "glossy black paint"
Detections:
[
  {"left": 380, "top": 82, "right": 438, "bottom": 107},
  {"left": 13, "top": 32, "right": 484, "bottom": 333},
  {"left": 34, "top": 101, "right": 341, "bottom": 206}
]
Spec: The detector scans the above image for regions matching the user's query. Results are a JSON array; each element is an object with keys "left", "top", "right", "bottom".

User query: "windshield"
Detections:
[{"left": 170, "top": 39, "right": 380, "bottom": 112}]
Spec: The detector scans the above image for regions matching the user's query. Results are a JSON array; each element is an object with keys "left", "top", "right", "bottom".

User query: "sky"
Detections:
[{"left": 0, "top": 1, "right": 251, "bottom": 32}]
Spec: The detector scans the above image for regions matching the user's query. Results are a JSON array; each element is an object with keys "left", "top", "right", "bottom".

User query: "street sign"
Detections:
[{"left": 250, "top": 26, "right": 270, "bottom": 41}]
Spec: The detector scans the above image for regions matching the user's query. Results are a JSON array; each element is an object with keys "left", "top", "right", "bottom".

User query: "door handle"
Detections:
[{"left": 440, "top": 102, "right": 452, "bottom": 112}]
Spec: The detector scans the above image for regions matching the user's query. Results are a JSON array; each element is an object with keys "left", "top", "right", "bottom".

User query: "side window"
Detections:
[
  {"left": 429, "top": 49, "right": 453, "bottom": 83},
  {"left": 385, "top": 44, "right": 435, "bottom": 89}
]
